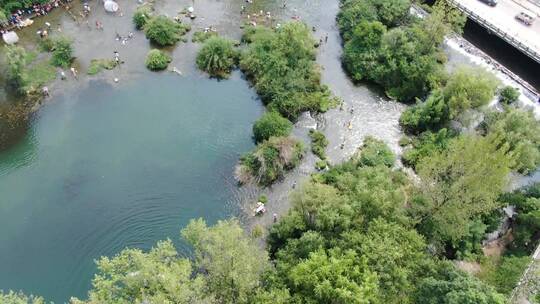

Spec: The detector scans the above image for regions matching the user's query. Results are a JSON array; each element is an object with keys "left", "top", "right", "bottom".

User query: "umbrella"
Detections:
[
  {"left": 104, "top": 0, "right": 119, "bottom": 13},
  {"left": 2, "top": 31, "right": 19, "bottom": 44}
]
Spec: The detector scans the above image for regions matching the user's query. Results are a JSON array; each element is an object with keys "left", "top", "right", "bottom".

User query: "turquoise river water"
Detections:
[{"left": 0, "top": 72, "right": 262, "bottom": 302}]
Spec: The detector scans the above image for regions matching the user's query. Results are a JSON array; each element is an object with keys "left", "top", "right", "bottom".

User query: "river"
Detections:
[{"left": 1, "top": 0, "right": 537, "bottom": 302}]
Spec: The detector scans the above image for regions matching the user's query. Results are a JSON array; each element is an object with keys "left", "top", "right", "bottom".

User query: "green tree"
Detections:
[
  {"left": 50, "top": 36, "right": 73, "bottom": 68},
  {"left": 399, "top": 90, "right": 450, "bottom": 134},
  {"left": 479, "top": 255, "right": 531, "bottom": 295},
  {"left": 240, "top": 23, "right": 333, "bottom": 120},
  {"left": 498, "top": 86, "right": 520, "bottom": 105},
  {"left": 309, "top": 130, "right": 328, "bottom": 160},
  {"left": 145, "top": 49, "right": 171, "bottom": 71},
  {"left": 196, "top": 36, "right": 237, "bottom": 78},
  {"left": 144, "top": 16, "right": 190, "bottom": 46},
  {"left": 358, "top": 136, "right": 395, "bottom": 167},
  {"left": 0, "top": 291, "right": 45, "bottom": 304},
  {"left": 182, "top": 219, "right": 269, "bottom": 304},
  {"left": 133, "top": 6, "right": 152, "bottom": 30},
  {"left": 236, "top": 136, "right": 304, "bottom": 185},
  {"left": 443, "top": 66, "right": 499, "bottom": 119},
  {"left": 252, "top": 111, "right": 292, "bottom": 143},
  {"left": 414, "top": 262, "right": 505, "bottom": 304},
  {"left": 414, "top": 136, "right": 510, "bottom": 243},
  {"left": 342, "top": 20, "right": 386, "bottom": 82},
  {"left": 485, "top": 108, "right": 540, "bottom": 174},
  {"left": 71, "top": 240, "right": 206, "bottom": 304},
  {"left": 4, "top": 45, "right": 27, "bottom": 90},
  {"left": 402, "top": 128, "right": 454, "bottom": 169},
  {"left": 342, "top": 218, "right": 428, "bottom": 303},
  {"left": 287, "top": 249, "right": 379, "bottom": 304}
]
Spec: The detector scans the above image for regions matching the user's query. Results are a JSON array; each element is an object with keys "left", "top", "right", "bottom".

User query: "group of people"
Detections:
[{"left": 1, "top": 0, "right": 69, "bottom": 31}]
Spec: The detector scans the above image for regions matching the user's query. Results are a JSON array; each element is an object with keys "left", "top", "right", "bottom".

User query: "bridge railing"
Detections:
[{"left": 447, "top": 0, "right": 540, "bottom": 64}]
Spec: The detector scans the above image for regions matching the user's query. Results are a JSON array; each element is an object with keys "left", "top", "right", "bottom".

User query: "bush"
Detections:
[
  {"left": 50, "top": 36, "right": 74, "bottom": 68},
  {"left": 192, "top": 30, "right": 218, "bottom": 43},
  {"left": 479, "top": 255, "right": 531, "bottom": 295},
  {"left": 309, "top": 130, "right": 328, "bottom": 160},
  {"left": 236, "top": 136, "right": 304, "bottom": 186},
  {"left": 144, "top": 16, "right": 190, "bottom": 46},
  {"left": 133, "top": 6, "right": 152, "bottom": 30},
  {"left": 400, "top": 90, "right": 449, "bottom": 134},
  {"left": 252, "top": 111, "right": 292, "bottom": 143},
  {"left": 196, "top": 36, "right": 237, "bottom": 78},
  {"left": 485, "top": 108, "right": 540, "bottom": 174},
  {"left": 315, "top": 159, "right": 328, "bottom": 171},
  {"left": 402, "top": 128, "right": 454, "bottom": 169},
  {"left": 145, "top": 49, "right": 171, "bottom": 71},
  {"left": 87, "top": 59, "right": 117, "bottom": 75},
  {"left": 498, "top": 86, "right": 520, "bottom": 105},
  {"left": 240, "top": 23, "right": 334, "bottom": 120},
  {"left": 359, "top": 136, "right": 395, "bottom": 167},
  {"left": 4, "top": 45, "right": 27, "bottom": 90}
]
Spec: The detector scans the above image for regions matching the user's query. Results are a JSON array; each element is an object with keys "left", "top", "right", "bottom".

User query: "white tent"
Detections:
[
  {"left": 2, "top": 31, "right": 19, "bottom": 44},
  {"left": 104, "top": 0, "right": 119, "bottom": 13}
]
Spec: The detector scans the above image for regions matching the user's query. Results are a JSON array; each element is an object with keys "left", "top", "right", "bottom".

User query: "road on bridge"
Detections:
[{"left": 453, "top": 0, "right": 540, "bottom": 61}]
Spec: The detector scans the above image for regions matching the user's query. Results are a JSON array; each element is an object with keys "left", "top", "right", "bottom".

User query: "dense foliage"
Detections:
[
  {"left": 240, "top": 22, "right": 333, "bottom": 120},
  {"left": 0, "top": 290, "right": 45, "bottom": 304},
  {"left": 144, "top": 16, "right": 190, "bottom": 46},
  {"left": 339, "top": 0, "right": 454, "bottom": 101},
  {"left": 196, "top": 36, "right": 237, "bottom": 78},
  {"left": 498, "top": 86, "right": 520, "bottom": 105},
  {"left": 358, "top": 136, "right": 395, "bottom": 167},
  {"left": 264, "top": 140, "right": 505, "bottom": 303},
  {"left": 412, "top": 135, "right": 510, "bottom": 244},
  {"left": 308, "top": 130, "right": 328, "bottom": 160},
  {"left": 237, "top": 22, "right": 335, "bottom": 185},
  {"left": 400, "top": 66, "right": 499, "bottom": 134},
  {"left": 132, "top": 6, "right": 152, "bottom": 30},
  {"left": 402, "top": 128, "right": 454, "bottom": 168},
  {"left": 145, "top": 49, "right": 171, "bottom": 71},
  {"left": 67, "top": 219, "right": 268, "bottom": 304},
  {"left": 49, "top": 36, "right": 74, "bottom": 68},
  {"left": 0, "top": 0, "right": 47, "bottom": 15},
  {"left": 483, "top": 108, "right": 540, "bottom": 174},
  {"left": 236, "top": 136, "right": 304, "bottom": 186},
  {"left": 252, "top": 111, "right": 292, "bottom": 143}
]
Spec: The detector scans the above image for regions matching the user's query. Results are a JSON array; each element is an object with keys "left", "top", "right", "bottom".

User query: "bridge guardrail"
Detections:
[{"left": 447, "top": 0, "right": 540, "bottom": 64}]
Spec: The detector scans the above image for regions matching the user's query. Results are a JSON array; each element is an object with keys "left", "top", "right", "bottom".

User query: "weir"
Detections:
[{"left": 448, "top": 0, "right": 540, "bottom": 64}]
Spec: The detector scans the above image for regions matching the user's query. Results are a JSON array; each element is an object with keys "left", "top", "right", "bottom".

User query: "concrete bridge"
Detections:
[{"left": 448, "top": 0, "right": 540, "bottom": 64}]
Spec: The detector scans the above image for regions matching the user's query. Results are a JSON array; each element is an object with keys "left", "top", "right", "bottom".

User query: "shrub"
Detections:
[
  {"left": 145, "top": 49, "right": 171, "bottom": 71},
  {"left": 252, "top": 111, "right": 292, "bottom": 143},
  {"left": 402, "top": 128, "right": 454, "bottom": 169},
  {"left": 50, "top": 36, "right": 73, "bottom": 68},
  {"left": 309, "top": 130, "right": 328, "bottom": 160},
  {"left": 485, "top": 108, "right": 540, "bottom": 174},
  {"left": 144, "top": 16, "right": 190, "bottom": 46},
  {"left": 87, "top": 59, "right": 117, "bottom": 75},
  {"left": 196, "top": 36, "right": 237, "bottom": 78},
  {"left": 479, "top": 255, "right": 531, "bottom": 295},
  {"left": 498, "top": 86, "right": 520, "bottom": 105},
  {"left": 133, "top": 6, "right": 152, "bottom": 30},
  {"left": 240, "top": 23, "right": 334, "bottom": 120},
  {"left": 359, "top": 136, "right": 395, "bottom": 167},
  {"left": 4, "top": 45, "right": 27, "bottom": 90},
  {"left": 315, "top": 159, "right": 328, "bottom": 171},
  {"left": 192, "top": 30, "right": 218, "bottom": 43},
  {"left": 236, "top": 136, "right": 304, "bottom": 186},
  {"left": 399, "top": 90, "right": 449, "bottom": 134}
]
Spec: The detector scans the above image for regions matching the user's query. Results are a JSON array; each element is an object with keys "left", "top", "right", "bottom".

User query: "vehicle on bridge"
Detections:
[
  {"left": 478, "top": 0, "right": 498, "bottom": 6},
  {"left": 515, "top": 12, "right": 535, "bottom": 26}
]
